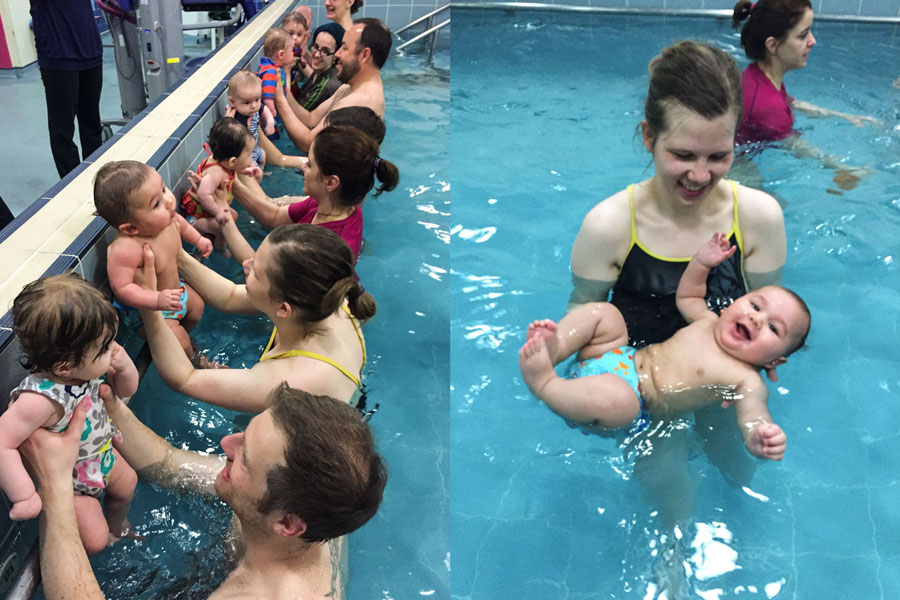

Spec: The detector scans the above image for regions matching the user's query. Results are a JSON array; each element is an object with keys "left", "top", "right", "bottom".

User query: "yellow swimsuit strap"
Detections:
[
  {"left": 259, "top": 306, "right": 366, "bottom": 387},
  {"left": 626, "top": 181, "right": 743, "bottom": 261}
]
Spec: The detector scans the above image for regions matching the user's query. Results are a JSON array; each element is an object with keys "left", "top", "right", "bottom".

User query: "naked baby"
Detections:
[{"left": 519, "top": 233, "right": 811, "bottom": 460}]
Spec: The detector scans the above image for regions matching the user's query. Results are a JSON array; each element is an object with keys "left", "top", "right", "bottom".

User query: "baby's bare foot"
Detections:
[
  {"left": 526, "top": 319, "right": 559, "bottom": 362},
  {"left": 519, "top": 336, "right": 557, "bottom": 399}
]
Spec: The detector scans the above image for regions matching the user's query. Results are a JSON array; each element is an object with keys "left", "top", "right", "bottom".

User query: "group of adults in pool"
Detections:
[
  {"left": 16, "top": 1, "right": 403, "bottom": 598},
  {"left": 520, "top": 0, "right": 878, "bottom": 527}
]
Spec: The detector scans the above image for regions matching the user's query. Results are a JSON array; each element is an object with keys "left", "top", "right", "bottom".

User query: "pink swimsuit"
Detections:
[{"left": 736, "top": 62, "right": 795, "bottom": 144}]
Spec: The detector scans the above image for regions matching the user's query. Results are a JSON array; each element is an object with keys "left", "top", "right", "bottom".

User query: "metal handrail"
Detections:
[
  {"left": 395, "top": 4, "right": 449, "bottom": 35},
  {"left": 396, "top": 19, "right": 448, "bottom": 51}
]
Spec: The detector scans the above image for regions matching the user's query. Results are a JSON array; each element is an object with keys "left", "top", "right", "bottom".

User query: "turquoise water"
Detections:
[
  {"left": 84, "top": 52, "right": 449, "bottom": 598},
  {"left": 452, "top": 10, "right": 900, "bottom": 600}
]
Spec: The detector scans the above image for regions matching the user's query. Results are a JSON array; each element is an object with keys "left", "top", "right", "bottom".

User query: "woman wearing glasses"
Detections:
[{"left": 292, "top": 23, "right": 345, "bottom": 112}]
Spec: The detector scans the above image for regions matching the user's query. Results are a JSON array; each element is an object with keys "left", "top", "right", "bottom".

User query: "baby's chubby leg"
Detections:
[
  {"left": 73, "top": 495, "right": 111, "bottom": 555},
  {"left": 103, "top": 450, "right": 139, "bottom": 541},
  {"left": 519, "top": 335, "right": 641, "bottom": 430},
  {"left": 181, "top": 282, "right": 205, "bottom": 333},
  {"left": 558, "top": 302, "right": 629, "bottom": 361}
]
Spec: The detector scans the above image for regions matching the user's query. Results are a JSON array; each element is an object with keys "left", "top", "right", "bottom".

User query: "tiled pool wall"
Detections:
[
  {"left": 0, "top": 4, "right": 282, "bottom": 595},
  {"left": 457, "top": 0, "right": 900, "bottom": 18}
]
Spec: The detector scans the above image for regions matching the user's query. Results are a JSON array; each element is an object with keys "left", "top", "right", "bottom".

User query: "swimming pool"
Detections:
[
  {"left": 451, "top": 9, "right": 900, "bottom": 600},
  {"left": 79, "top": 50, "right": 450, "bottom": 599}
]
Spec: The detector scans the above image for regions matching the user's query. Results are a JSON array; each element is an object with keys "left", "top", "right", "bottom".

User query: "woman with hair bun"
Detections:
[
  {"left": 732, "top": 0, "right": 878, "bottom": 144},
  {"left": 230, "top": 125, "right": 399, "bottom": 264},
  {"left": 134, "top": 223, "right": 375, "bottom": 413}
]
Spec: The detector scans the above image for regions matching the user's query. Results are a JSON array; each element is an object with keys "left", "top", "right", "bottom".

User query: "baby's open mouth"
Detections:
[{"left": 736, "top": 322, "right": 751, "bottom": 340}]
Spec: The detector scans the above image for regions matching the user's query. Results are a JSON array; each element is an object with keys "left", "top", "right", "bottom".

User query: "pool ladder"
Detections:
[{"left": 395, "top": 4, "right": 449, "bottom": 64}]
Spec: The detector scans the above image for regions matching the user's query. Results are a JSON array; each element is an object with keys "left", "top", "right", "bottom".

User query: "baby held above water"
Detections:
[{"left": 520, "top": 233, "right": 811, "bottom": 461}]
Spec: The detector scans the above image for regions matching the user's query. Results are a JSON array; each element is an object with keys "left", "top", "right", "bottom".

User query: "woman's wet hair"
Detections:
[
  {"left": 732, "top": 0, "right": 813, "bottom": 62},
  {"left": 312, "top": 125, "right": 398, "bottom": 206},
  {"left": 258, "top": 382, "right": 387, "bottom": 542},
  {"left": 350, "top": 0, "right": 363, "bottom": 15},
  {"left": 208, "top": 117, "right": 253, "bottom": 162},
  {"left": 644, "top": 41, "right": 742, "bottom": 140},
  {"left": 324, "top": 107, "right": 386, "bottom": 144},
  {"left": 265, "top": 224, "right": 376, "bottom": 324},
  {"left": 12, "top": 273, "right": 118, "bottom": 373},
  {"left": 93, "top": 160, "right": 154, "bottom": 227}
]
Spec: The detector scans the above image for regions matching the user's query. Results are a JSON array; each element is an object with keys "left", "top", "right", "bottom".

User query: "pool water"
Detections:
[
  {"left": 80, "top": 51, "right": 449, "bottom": 599},
  {"left": 452, "top": 10, "right": 900, "bottom": 600}
]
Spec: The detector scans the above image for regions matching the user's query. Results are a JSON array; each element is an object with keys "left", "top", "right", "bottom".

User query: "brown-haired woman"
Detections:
[
  {"left": 135, "top": 223, "right": 375, "bottom": 413},
  {"left": 732, "top": 0, "right": 878, "bottom": 144},
  {"left": 230, "top": 125, "right": 398, "bottom": 264}
]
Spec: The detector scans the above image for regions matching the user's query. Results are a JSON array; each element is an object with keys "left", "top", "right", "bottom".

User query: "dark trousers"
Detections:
[{"left": 40, "top": 65, "right": 103, "bottom": 178}]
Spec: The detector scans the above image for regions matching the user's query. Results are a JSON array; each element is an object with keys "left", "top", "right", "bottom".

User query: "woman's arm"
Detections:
[
  {"left": 568, "top": 192, "right": 630, "bottom": 311},
  {"left": 736, "top": 185, "right": 786, "bottom": 290},
  {"left": 792, "top": 100, "right": 881, "bottom": 127},
  {"left": 257, "top": 134, "right": 307, "bottom": 170},
  {"left": 176, "top": 248, "right": 255, "bottom": 314},
  {"left": 231, "top": 174, "right": 297, "bottom": 228},
  {"left": 137, "top": 306, "right": 273, "bottom": 412},
  {"left": 216, "top": 210, "right": 256, "bottom": 265},
  {"left": 273, "top": 81, "right": 325, "bottom": 152}
]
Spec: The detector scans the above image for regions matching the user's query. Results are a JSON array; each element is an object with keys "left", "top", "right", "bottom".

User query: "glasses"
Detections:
[{"left": 310, "top": 44, "right": 335, "bottom": 57}]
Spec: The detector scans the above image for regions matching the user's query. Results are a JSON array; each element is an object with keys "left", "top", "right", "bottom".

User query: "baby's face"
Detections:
[
  {"left": 235, "top": 137, "right": 255, "bottom": 172},
  {"left": 125, "top": 169, "right": 177, "bottom": 237},
  {"left": 276, "top": 41, "right": 295, "bottom": 67},
  {"left": 715, "top": 286, "right": 809, "bottom": 367},
  {"left": 231, "top": 83, "right": 262, "bottom": 117},
  {"left": 64, "top": 337, "right": 114, "bottom": 382},
  {"left": 284, "top": 22, "right": 307, "bottom": 52}
]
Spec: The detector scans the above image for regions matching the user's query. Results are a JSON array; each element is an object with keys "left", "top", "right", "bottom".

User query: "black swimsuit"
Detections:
[{"left": 609, "top": 181, "right": 748, "bottom": 349}]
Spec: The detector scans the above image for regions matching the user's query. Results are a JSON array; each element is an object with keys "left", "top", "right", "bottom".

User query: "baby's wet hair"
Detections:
[
  {"left": 94, "top": 160, "right": 154, "bottom": 227},
  {"left": 208, "top": 117, "right": 254, "bottom": 163},
  {"left": 263, "top": 27, "right": 292, "bottom": 57},
  {"left": 12, "top": 273, "right": 118, "bottom": 373},
  {"left": 324, "top": 107, "right": 386, "bottom": 145},
  {"left": 228, "top": 69, "right": 261, "bottom": 96}
]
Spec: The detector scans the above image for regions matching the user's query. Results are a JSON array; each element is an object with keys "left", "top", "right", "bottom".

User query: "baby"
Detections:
[
  {"left": 519, "top": 233, "right": 811, "bottom": 460},
  {"left": 259, "top": 27, "right": 295, "bottom": 121},
  {"left": 0, "top": 274, "right": 139, "bottom": 554},
  {"left": 226, "top": 70, "right": 276, "bottom": 174},
  {"left": 182, "top": 117, "right": 257, "bottom": 252},
  {"left": 94, "top": 160, "right": 211, "bottom": 357}
]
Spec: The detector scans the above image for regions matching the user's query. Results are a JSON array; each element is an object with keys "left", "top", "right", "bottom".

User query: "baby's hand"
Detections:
[
  {"left": 225, "top": 104, "right": 236, "bottom": 118},
  {"left": 748, "top": 422, "right": 786, "bottom": 461},
  {"left": 216, "top": 210, "right": 232, "bottom": 227},
  {"left": 241, "top": 165, "right": 262, "bottom": 180},
  {"left": 9, "top": 491, "right": 42, "bottom": 520},
  {"left": 195, "top": 236, "right": 213, "bottom": 258},
  {"left": 107, "top": 342, "right": 130, "bottom": 375},
  {"left": 696, "top": 232, "right": 736, "bottom": 268},
  {"left": 157, "top": 288, "right": 184, "bottom": 311}
]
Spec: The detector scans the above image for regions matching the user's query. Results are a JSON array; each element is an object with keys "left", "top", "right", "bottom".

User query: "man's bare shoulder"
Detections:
[{"left": 333, "top": 83, "right": 384, "bottom": 117}]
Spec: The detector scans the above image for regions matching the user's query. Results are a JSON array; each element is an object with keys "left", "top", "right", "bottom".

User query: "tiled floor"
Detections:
[{"left": 0, "top": 32, "right": 220, "bottom": 218}]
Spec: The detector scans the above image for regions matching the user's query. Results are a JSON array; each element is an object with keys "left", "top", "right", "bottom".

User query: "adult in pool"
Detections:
[
  {"left": 227, "top": 124, "right": 398, "bottom": 265},
  {"left": 136, "top": 224, "right": 374, "bottom": 413},
  {"left": 568, "top": 41, "right": 786, "bottom": 528},
  {"left": 732, "top": 0, "right": 879, "bottom": 145},
  {"left": 325, "top": 0, "right": 362, "bottom": 32},
  {"left": 22, "top": 381, "right": 387, "bottom": 599}
]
